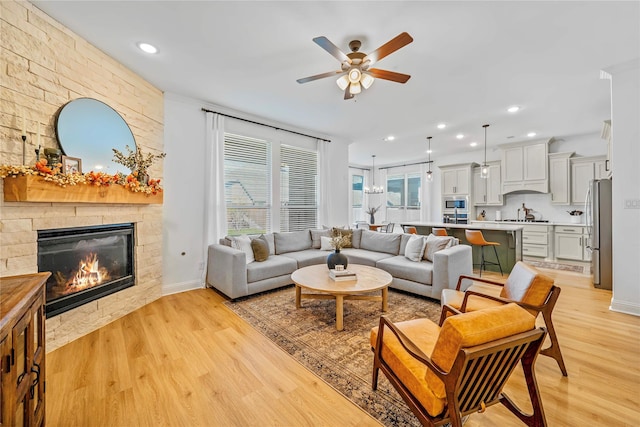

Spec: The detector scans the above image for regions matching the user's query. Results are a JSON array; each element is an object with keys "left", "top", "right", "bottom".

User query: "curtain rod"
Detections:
[
  {"left": 201, "top": 108, "right": 331, "bottom": 142},
  {"left": 379, "top": 160, "right": 432, "bottom": 170}
]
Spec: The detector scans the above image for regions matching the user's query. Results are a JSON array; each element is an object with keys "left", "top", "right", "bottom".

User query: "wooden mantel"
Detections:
[{"left": 3, "top": 175, "right": 163, "bottom": 204}]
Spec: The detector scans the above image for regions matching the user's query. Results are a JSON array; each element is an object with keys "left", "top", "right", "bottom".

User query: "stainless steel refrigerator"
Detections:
[{"left": 585, "top": 179, "right": 612, "bottom": 289}]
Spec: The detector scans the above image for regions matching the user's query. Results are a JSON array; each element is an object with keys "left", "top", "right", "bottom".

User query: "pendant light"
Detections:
[
  {"left": 426, "top": 136, "right": 433, "bottom": 182},
  {"left": 480, "top": 124, "right": 490, "bottom": 179},
  {"left": 364, "top": 155, "right": 384, "bottom": 194}
]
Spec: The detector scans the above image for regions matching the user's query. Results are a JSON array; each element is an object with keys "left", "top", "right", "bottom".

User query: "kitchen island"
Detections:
[{"left": 401, "top": 221, "right": 523, "bottom": 274}]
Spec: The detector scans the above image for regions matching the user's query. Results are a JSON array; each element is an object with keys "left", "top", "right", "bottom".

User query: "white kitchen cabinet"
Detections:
[
  {"left": 570, "top": 155, "right": 607, "bottom": 204},
  {"left": 555, "top": 225, "right": 589, "bottom": 261},
  {"left": 473, "top": 162, "right": 502, "bottom": 206},
  {"left": 548, "top": 152, "right": 574, "bottom": 205},
  {"left": 440, "top": 163, "right": 475, "bottom": 195},
  {"left": 522, "top": 224, "right": 551, "bottom": 259},
  {"left": 500, "top": 140, "right": 550, "bottom": 194}
]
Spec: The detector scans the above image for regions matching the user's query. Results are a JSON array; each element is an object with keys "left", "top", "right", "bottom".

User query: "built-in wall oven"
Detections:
[{"left": 442, "top": 196, "right": 469, "bottom": 224}]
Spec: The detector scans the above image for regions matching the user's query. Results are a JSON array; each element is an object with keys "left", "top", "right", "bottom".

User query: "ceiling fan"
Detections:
[{"left": 297, "top": 32, "right": 414, "bottom": 100}]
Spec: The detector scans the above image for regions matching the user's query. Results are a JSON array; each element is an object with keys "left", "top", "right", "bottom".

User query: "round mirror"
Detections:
[{"left": 55, "top": 98, "right": 136, "bottom": 174}]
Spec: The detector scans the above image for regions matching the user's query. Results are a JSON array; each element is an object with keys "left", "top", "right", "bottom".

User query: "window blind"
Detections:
[
  {"left": 280, "top": 144, "right": 318, "bottom": 231},
  {"left": 224, "top": 133, "right": 271, "bottom": 235}
]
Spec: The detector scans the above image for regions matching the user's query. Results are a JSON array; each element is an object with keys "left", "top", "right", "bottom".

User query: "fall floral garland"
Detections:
[{"left": 0, "top": 160, "right": 163, "bottom": 195}]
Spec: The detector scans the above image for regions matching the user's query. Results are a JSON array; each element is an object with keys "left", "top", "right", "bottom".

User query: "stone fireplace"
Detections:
[{"left": 38, "top": 223, "right": 135, "bottom": 317}]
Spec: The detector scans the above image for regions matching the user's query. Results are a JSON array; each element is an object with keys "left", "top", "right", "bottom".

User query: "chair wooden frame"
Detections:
[
  {"left": 444, "top": 274, "right": 567, "bottom": 376},
  {"left": 372, "top": 308, "right": 548, "bottom": 427}
]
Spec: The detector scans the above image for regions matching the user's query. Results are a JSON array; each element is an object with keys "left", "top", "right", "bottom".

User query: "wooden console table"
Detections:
[{"left": 0, "top": 272, "right": 50, "bottom": 427}]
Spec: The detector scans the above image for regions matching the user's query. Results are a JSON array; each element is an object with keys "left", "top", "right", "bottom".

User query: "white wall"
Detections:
[
  {"left": 162, "top": 93, "right": 349, "bottom": 294},
  {"left": 606, "top": 59, "right": 640, "bottom": 316}
]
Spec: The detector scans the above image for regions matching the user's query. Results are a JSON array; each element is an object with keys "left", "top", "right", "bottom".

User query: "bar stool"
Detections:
[
  {"left": 432, "top": 228, "right": 448, "bottom": 236},
  {"left": 465, "top": 229, "right": 503, "bottom": 277},
  {"left": 403, "top": 226, "right": 417, "bottom": 234}
]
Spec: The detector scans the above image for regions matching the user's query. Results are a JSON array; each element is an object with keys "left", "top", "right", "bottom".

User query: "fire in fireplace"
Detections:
[{"left": 38, "top": 223, "right": 135, "bottom": 317}]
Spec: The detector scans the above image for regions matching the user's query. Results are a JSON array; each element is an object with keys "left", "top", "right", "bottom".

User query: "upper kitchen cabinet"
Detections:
[
  {"left": 549, "top": 152, "right": 574, "bottom": 205},
  {"left": 499, "top": 139, "right": 550, "bottom": 194},
  {"left": 473, "top": 161, "right": 503, "bottom": 206},
  {"left": 570, "top": 155, "right": 607, "bottom": 204},
  {"left": 440, "top": 163, "right": 476, "bottom": 196}
]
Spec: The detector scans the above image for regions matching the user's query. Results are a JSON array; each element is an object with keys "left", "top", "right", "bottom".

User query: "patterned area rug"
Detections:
[
  {"left": 224, "top": 286, "right": 443, "bottom": 427},
  {"left": 525, "top": 260, "right": 589, "bottom": 274}
]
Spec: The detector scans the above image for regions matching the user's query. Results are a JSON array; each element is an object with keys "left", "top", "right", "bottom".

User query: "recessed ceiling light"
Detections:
[
  {"left": 384, "top": 135, "right": 395, "bottom": 142},
  {"left": 437, "top": 123, "right": 446, "bottom": 129},
  {"left": 507, "top": 106, "right": 520, "bottom": 113},
  {"left": 456, "top": 134, "right": 464, "bottom": 139},
  {"left": 470, "top": 142, "right": 478, "bottom": 147},
  {"left": 426, "top": 149, "right": 433, "bottom": 154},
  {"left": 137, "top": 42, "right": 158, "bottom": 54},
  {"left": 527, "top": 132, "right": 537, "bottom": 137}
]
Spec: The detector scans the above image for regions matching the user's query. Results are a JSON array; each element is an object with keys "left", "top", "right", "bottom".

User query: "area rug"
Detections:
[
  {"left": 224, "top": 286, "right": 443, "bottom": 427},
  {"left": 525, "top": 260, "right": 588, "bottom": 274}
]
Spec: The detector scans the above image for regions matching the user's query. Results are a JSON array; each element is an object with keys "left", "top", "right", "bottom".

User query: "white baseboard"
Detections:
[
  {"left": 162, "top": 279, "right": 204, "bottom": 296},
  {"left": 610, "top": 298, "right": 640, "bottom": 317}
]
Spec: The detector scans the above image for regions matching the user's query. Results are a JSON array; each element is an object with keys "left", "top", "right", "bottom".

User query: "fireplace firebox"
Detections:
[{"left": 38, "top": 223, "right": 135, "bottom": 317}]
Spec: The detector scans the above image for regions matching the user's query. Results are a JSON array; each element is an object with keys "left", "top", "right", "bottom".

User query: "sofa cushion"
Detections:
[
  {"left": 351, "top": 228, "right": 363, "bottom": 248},
  {"left": 341, "top": 248, "right": 394, "bottom": 266},
  {"left": 423, "top": 234, "right": 456, "bottom": 261},
  {"left": 246, "top": 254, "right": 297, "bottom": 283},
  {"left": 377, "top": 256, "right": 433, "bottom": 284},
  {"left": 261, "top": 233, "right": 275, "bottom": 255},
  {"left": 250, "top": 237, "right": 270, "bottom": 262},
  {"left": 360, "top": 229, "right": 402, "bottom": 255},
  {"left": 281, "top": 249, "right": 329, "bottom": 268},
  {"left": 405, "top": 235, "right": 427, "bottom": 262},
  {"left": 399, "top": 233, "right": 413, "bottom": 255},
  {"left": 310, "top": 229, "right": 332, "bottom": 249},
  {"left": 274, "top": 230, "right": 312, "bottom": 254},
  {"left": 231, "top": 235, "right": 254, "bottom": 264}
]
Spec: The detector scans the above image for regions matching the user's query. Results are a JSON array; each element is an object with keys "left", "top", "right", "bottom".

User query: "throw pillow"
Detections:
[
  {"left": 331, "top": 227, "right": 353, "bottom": 248},
  {"left": 310, "top": 229, "right": 332, "bottom": 249},
  {"left": 320, "top": 235, "right": 334, "bottom": 251},
  {"left": 250, "top": 237, "right": 270, "bottom": 262},
  {"left": 424, "top": 234, "right": 455, "bottom": 262},
  {"left": 231, "top": 235, "right": 255, "bottom": 264},
  {"left": 404, "top": 235, "right": 427, "bottom": 262}
]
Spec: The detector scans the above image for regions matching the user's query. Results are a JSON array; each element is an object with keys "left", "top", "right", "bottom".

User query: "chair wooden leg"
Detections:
[
  {"left": 500, "top": 333, "right": 548, "bottom": 427},
  {"left": 539, "top": 306, "right": 568, "bottom": 376}
]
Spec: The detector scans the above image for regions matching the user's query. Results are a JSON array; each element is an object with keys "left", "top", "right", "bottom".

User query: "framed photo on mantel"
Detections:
[{"left": 61, "top": 156, "right": 82, "bottom": 174}]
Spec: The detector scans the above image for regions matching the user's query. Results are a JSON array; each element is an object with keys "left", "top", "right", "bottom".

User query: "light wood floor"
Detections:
[{"left": 46, "top": 267, "right": 640, "bottom": 426}]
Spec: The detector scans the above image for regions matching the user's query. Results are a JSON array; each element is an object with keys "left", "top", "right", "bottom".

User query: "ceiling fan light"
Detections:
[
  {"left": 348, "top": 68, "right": 361, "bottom": 83},
  {"left": 350, "top": 82, "right": 362, "bottom": 94},
  {"left": 336, "top": 75, "right": 349, "bottom": 90},
  {"left": 361, "top": 73, "right": 374, "bottom": 89}
]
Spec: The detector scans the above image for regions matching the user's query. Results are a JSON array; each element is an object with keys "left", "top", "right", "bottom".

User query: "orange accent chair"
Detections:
[
  {"left": 432, "top": 227, "right": 448, "bottom": 236},
  {"left": 441, "top": 261, "right": 567, "bottom": 376},
  {"left": 465, "top": 229, "right": 503, "bottom": 276},
  {"left": 371, "top": 303, "right": 548, "bottom": 427}
]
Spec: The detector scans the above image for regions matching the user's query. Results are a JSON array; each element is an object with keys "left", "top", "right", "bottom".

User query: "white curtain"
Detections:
[
  {"left": 202, "top": 112, "right": 227, "bottom": 282},
  {"left": 317, "top": 139, "right": 331, "bottom": 227}
]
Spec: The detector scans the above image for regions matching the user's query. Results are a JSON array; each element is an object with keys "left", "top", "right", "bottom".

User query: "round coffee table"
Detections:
[{"left": 291, "top": 264, "right": 392, "bottom": 331}]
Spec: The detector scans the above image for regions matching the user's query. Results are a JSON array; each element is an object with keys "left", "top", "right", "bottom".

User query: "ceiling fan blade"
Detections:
[
  {"left": 364, "top": 32, "right": 414, "bottom": 65},
  {"left": 313, "top": 36, "right": 351, "bottom": 64},
  {"left": 344, "top": 85, "right": 354, "bottom": 100},
  {"left": 297, "top": 70, "right": 344, "bottom": 84},
  {"left": 368, "top": 68, "right": 411, "bottom": 83}
]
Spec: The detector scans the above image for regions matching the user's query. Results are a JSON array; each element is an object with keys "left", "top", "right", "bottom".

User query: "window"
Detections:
[
  {"left": 280, "top": 145, "right": 318, "bottom": 231},
  {"left": 352, "top": 174, "right": 363, "bottom": 208},
  {"left": 224, "top": 133, "right": 271, "bottom": 235},
  {"left": 387, "top": 173, "right": 421, "bottom": 208}
]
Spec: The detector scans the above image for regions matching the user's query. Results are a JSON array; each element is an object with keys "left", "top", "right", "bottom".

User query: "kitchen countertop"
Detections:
[
  {"left": 470, "top": 220, "right": 586, "bottom": 227},
  {"left": 402, "top": 221, "right": 524, "bottom": 231}
]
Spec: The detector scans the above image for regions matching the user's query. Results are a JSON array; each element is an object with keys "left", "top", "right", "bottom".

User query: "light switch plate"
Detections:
[{"left": 624, "top": 199, "right": 640, "bottom": 209}]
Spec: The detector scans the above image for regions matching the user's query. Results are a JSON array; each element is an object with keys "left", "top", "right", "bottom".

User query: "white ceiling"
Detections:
[{"left": 32, "top": 1, "right": 639, "bottom": 166}]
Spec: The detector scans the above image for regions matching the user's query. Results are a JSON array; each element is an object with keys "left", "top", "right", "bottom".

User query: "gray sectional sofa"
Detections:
[{"left": 206, "top": 228, "right": 472, "bottom": 301}]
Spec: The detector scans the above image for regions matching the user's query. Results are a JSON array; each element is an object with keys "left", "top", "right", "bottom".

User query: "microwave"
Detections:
[{"left": 443, "top": 196, "right": 469, "bottom": 213}]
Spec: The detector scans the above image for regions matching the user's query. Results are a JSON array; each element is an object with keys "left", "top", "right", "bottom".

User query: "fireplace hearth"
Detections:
[{"left": 38, "top": 223, "right": 135, "bottom": 317}]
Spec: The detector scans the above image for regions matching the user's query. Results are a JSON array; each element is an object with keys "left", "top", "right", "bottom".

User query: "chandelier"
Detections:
[{"left": 364, "top": 155, "right": 384, "bottom": 194}]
